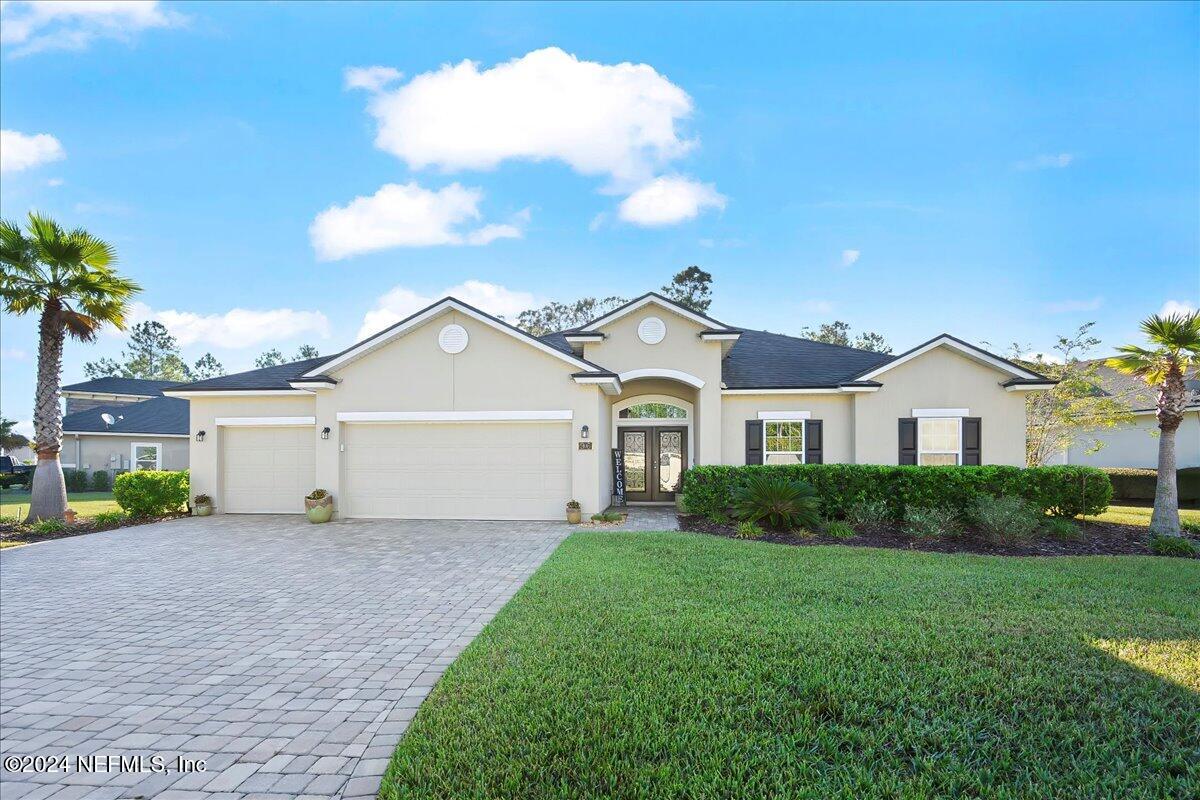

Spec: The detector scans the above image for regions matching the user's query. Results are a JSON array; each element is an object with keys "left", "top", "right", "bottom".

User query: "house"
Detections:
[
  {"left": 165, "top": 292, "right": 1055, "bottom": 518},
  {"left": 60, "top": 377, "right": 190, "bottom": 475},
  {"left": 1061, "top": 363, "right": 1200, "bottom": 469}
]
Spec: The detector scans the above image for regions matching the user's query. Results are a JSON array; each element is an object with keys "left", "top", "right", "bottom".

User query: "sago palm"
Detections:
[
  {"left": 0, "top": 212, "right": 140, "bottom": 521},
  {"left": 1107, "top": 312, "right": 1200, "bottom": 537}
]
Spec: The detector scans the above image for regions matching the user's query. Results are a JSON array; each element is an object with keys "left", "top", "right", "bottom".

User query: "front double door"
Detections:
[{"left": 621, "top": 426, "right": 687, "bottom": 502}]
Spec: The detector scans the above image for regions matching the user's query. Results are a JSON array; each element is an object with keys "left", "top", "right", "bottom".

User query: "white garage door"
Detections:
[
  {"left": 342, "top": 422, "right": 571, "bottom": 520},
  {"left": 222, "top": 426, "right": 315, "bottom": 513}
]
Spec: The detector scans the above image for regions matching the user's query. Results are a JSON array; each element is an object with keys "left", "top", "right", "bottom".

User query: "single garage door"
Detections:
[
  {"left": 341, "top": 422, "right": 571, "bottom": 519},
  {"left": 222, "top": 426, "right": 316, "bottom": 513}
]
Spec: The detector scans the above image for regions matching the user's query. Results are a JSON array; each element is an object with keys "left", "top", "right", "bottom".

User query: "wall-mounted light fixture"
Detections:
[
  {"left": 321, "top": 426, "right": 331, "bottom": 440},
  {"left": 195, "top": 430, "right": 206, "bottom": 442},
  {"left": 580, "top": 424, "right": 590, "bottom": 440}
]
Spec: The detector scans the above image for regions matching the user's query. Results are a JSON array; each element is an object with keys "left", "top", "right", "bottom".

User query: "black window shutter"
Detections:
[
  {"left": 745, "top": 420, "right": 763, "bottom": 465},
  {"left": 962, "top": 417, "right": 982, "bottom": 465},
  {"left": 804, "top": 420, "right": 823, "bottom": 464},
  {"left": 898, "top": 418, "right": 918, "bottom": 465}
]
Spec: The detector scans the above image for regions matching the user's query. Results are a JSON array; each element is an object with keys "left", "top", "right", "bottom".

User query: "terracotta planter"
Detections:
[
  {"left": 566, "top": 508, "right": 582, "bottom": 524},
  {"left": 193, "top": 504, "right": 213, "bottom": 517},
  {"left": 63, "top": 509, "right": 77, "bottom": 525},
  {"left": 305, "top": 494, "right": 334, "bottom": 524}
]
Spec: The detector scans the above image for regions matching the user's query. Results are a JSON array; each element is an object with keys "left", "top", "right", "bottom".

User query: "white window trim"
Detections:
[
  {"left": 131, "top": 442, "right": 162, "bottom": 471},
  {"left": 912, "top": 407, "right": 969, "bottom": 418},
  {"left": 757, "top": 410, "right": 811, "bottom": 420},
  {"left": 917, "top": 417, "right": 963, "bottom": 466},
  {"left": 763, "top": 419, "right": 806, "bottom": 465},
  {"left": 336, "top": 410, "right": 572, "bottom": 423},
  {"left": 617, "top": 368, "right": 705, "bottom": 388},
  {"left": 215, "top": 416, "right": 316, "bottom": 427}
]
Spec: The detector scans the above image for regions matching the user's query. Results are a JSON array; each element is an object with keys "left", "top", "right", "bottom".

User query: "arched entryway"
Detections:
[{"left": 613, "top": 393, "right": 693, "bottom": 502}]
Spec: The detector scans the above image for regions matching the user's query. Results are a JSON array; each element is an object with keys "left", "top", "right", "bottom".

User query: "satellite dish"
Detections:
[{"left": 101, "top": 413, "right": 116, "bottom": 427}]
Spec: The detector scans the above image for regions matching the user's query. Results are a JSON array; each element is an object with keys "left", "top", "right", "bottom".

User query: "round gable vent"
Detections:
[
  {"left": 637, "top": 316, "right": 666, "bottom": 345},
  {"left": 438, "top": 324, "right": 469, "bottom": 354}
]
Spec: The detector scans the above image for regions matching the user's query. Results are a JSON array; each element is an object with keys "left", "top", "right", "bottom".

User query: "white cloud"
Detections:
[
  {"left": 1043, "top": 297, "right": 1103, "bottom": 314},
  {"left": 358, "top": 280, "right": 541, "bottom": 340},
  {"left": 801, "top": 299, "right": 835, "bottom": 314},
  {"left": 1, "top": 346, "right": 28, "bottom": 360},
  {"left": 12, "top": 419, "right": 33, "bottom": 438},
  {"left": 588, "top": 212, "right": 608, "bottom": 232},
  {"left": 311, "top": 182, "right": 529, "bottom": 260},
  {"left": 46, "top": 177, "right": 64, "bottom": 187},
  {"left": 617, "top": 175, "right": 726, "bottom": 227},
  {"left": 363, "top": 47, "right": 696, "bottom": 188},
  {"left": 1016, "top": 153, "right": 1074, "bottom": 171},
  {"left": 126, "top": 301, "right": 330, "bottom": 349},
  {"left": 1021, "top": 350, "right": 1065, "bottom": 365},
  {"left": 840, "top": 249, "right": 860, "bottom": 267},
  {"left": 0, "top": 129, "right": 65, "bottom": 172},
  {"left": 1160, "top": 299, "right": 1198, "bottom": 318},
  {"left": 0, "top": 1, "right": 184, "bottom": 56},
  {"left": 343, "top": 65, "right": 403, "bottom": 92}
]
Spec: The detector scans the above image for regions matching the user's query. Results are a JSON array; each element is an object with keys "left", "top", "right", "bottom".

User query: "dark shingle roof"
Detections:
[
  {"left": 1084, "top": 361, "right": 1200, "bottom": 412},
  {"left": 62, "top": 377, "right": 182, "bottom": 396},
  {"left": 167, "top": 358, "right": 329, "bottom": 392},
  {"left": 538, "top": 331, "right": 575, "bottom": 355},
  {"left": 721, "top": 330, "right": 895, "bottom": 388},
  {"left": 62, "top": 396, "right": 188, "bottom": 436}
]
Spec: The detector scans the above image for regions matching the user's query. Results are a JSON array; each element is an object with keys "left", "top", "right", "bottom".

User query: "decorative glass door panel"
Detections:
[
  {"left": 657, "top": 431, "right": 683, "bottom": 495},
  {"left": 620, "top": 426, "right": 686, "bottom": 502},
  {"left": 622, "top": 430, "right": 649, "bottom": 500}
]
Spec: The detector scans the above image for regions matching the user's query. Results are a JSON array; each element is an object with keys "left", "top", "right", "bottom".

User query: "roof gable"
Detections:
[
  {"left": 577, "top": 292, "right": 735, "bottom": 333},
  {"left": 851, "top": 334, "right": 1048, "bottom": 383}
]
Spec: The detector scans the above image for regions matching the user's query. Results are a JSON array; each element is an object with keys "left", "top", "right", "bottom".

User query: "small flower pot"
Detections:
[
  {"left": 305, "top": 494, "right": 334, "bottom": 524},
  {"left": 566, "top": 508, "right": 582, "bottom": 524},
  {"left": 63, "top": 509, "right": 77, "bottom": 525},
  {"left": 193, "top": 503, "right": 213, "bottom": 517}
]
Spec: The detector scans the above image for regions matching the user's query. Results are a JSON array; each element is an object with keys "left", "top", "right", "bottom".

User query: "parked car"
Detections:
[{"left": 0, "top": 455, "right": 33, "bottom": 489}]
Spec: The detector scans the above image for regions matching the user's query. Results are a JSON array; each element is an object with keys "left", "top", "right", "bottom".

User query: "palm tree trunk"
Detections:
[
  {"left": 27, "top": 300, "right": 68, "bottom": 522},
  {"left": 1150, "top": 425, "right": 1180, "bottom": 537}
]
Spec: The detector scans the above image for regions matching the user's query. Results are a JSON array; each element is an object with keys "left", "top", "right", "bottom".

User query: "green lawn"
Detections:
[
  {"left": 0, "top": 490, "right": 119, "bottom": 522},
  {"left": 381, "top": 532, "right": 1199, "bottom": 799},
  {"left": 1084, "top": 503, "right": 1200, "bottom": 527}
]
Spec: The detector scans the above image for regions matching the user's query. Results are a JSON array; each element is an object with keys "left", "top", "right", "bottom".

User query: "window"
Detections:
[
  {"left": 132, "top": 442, "right": 161, "bottom": 471},
  {"left": 764, "top": 421, "right": 804, "bottom": 464},
  {"left": 618, "top": 402, "right": 687, "bottom": 419},
  {"left": 918, "top": 418, "right": 960, "bottom": 466}
]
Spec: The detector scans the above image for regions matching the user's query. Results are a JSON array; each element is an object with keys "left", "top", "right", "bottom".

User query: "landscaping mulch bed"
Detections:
[
  {"left": 0, "top": 513, "right": 187, "bottom": 548},
  {"left": 679, "top": 514, "right": 1192, "bottom": 557}
]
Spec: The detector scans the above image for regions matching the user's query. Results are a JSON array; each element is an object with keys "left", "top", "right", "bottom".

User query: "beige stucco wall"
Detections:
[
  {"left": 720, "top": 393, "right": 854, "bottom": 465},
  {"left": 1066, "top": 410, "right": 1200, "bottom": 469},
  {"left": 583, "top": 303, "right": 724, "bottom": 464},
  {"left": 851, "top": 346, "right": 1028, "bottom": 466},
  {"left": 66, "top": 434, "right": 189, "bottom": 474}
]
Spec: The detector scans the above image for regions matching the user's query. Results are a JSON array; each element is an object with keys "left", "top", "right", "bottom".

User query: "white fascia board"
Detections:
[
  {"left": 757, "top": 411, "right": 812, "bottom": 420},
  {"left": 163, "top": 389, "right": 313, "bottom": 398},
  {"left": 572, "top": 375, "right": 623, "bottom": 395},
  {"left": 564, "top": 333, "right": 605, "bottom": 341},
  {"left": 337, "top": 410, "right": 573, "bottom": 423},
  {"left": 215, "top": 416, "right": 316, "bottom": 426},
  {"left": 699, "top": 332, "right": 741, "bottom": 341},
  {"left": 722, "top": 388, "right": 841, "bottom": 395},
  {"left": 617, "top": 368, "right": 705, "bottom": 389},
  {"left": 856, "top": 336, "right": 1043, "bottom": 382},
  {"left": 61, "top": 391, "right": 155, "bottom": 401},
  {"left": 306, "top": 299, "right": 596, "bottom": 377},
  {"left": 62, "top": 430, "right": 190, "bottom": 438},
  {"left": 1004, "top": 382, "right": 1056, "bottom": 393},
  {"left": 288, "top": 381, "right": 336, "bottom": 390},
  {"left": 582, "top": 295, "right": 726, "bottom": 332},
  {"left": 912, "top": 408, "right": 969, "bottom": 417}
]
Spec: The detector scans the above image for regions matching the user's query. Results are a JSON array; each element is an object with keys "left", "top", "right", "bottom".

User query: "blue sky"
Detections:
[{"left": 1, "top": 1, "right": 1197, "bottom": 435}]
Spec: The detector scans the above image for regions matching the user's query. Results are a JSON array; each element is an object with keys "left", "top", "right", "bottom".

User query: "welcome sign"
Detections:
[{"left": 612, "top": 448, "right": 626, "bottom": 506}]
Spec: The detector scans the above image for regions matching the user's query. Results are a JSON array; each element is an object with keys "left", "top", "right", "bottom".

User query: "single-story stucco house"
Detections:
[
  {"left": 164, "top": 292, "right": 1055, "bottom": 519},
  {"left": 61, "top": 377, "right": 190, "bottom": 475},
  {"left": 1061, "top": 363, "right": 1200, "bottom": 469}
]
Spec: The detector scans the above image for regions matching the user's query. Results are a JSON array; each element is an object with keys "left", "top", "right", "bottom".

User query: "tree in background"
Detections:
[
  {"left": 517, "top": 296, "right": 627, "bottom": 337},
  {"left": 799, "top": 321, "right": 892, "bottom": 354},
  {"left": 295, "top": 344, "right": 320, "bottom": 360},
  {"left": 1004, "top": 323, "right": 1133, "bottom": 467},
  {"left": 191, "top": 352, "right": 225, "bottom": 379},
  {"left": 0, "top": 212, "right": 140, "bottom": 520},
  {"left": 255, "top": 344, "right": 319, "bottom": 368},
  {"left": 1, "top": 417, "right": 30, "bottom": 454},
  {"left": 1107, "top": 312, "right": 1200, "bottom": 537},
  {"left": 660, "top": 266, "right": 713, "bottom": 314},
  {"left": 83, "top": 321, "right": 192, "bottom": 381}
]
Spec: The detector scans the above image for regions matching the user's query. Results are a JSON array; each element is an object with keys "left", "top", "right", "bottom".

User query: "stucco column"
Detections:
[
  {"left": 696, "top": 381, "right": 722, "bottom": 465},
  {"left": 313, "top": 390, "right": 341, "bottom": 509}
]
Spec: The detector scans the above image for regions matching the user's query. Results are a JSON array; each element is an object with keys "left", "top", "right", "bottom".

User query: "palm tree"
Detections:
[
  {"left": 0, "top": 212, "right": 140, "bottom": 521},
  {"left": 0, "top": 417, "right": 30, "bottom": 454},
  {"left": 1107, "top": 312, "right": 1200, "bottom": 537}
]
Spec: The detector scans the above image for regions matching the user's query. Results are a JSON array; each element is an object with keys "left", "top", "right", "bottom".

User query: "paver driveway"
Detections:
[{"left": 0, "top": 515, "right": 569, "bottom": 799}]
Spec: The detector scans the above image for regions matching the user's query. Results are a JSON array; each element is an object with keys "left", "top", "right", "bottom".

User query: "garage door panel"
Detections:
[
  {"left": 342, "top": 422, "right": 571, "bottom": 520},
  {"left": 222, "top": 426, "right": 315, "bottom": 513}
]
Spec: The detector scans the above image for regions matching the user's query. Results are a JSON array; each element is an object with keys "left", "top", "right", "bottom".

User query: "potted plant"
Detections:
[
  {"left": 566, "top": 500, "right": 582, "bottom": 524},
  {"left": 305, "top": 489, "right": 334, "bottom": 523},
  {"left": 63, "top": 508, "right": 77, "bottom": 525},
  {"left": 193, "top": 494, "right": 213, "bottom": 516}
]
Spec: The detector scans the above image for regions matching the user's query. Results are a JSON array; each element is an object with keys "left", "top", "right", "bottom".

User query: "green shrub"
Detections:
[
  {"left": 92, "top": 510, "right": 127, "bottom": 526},
  {"left": 90, "top": 470, "right": 111, "bottom": 492},
  {"left": 591, "top": 512, "right": 623, "bottom": 523},
  {"left": 972, "top": 496, "right": 1042, "bottom": 544},
  {"left": 1181, "top": 519, "right": 1200, "bottom": 535},
  {"left": 1043, "top": 516, "right": 1082, "bottom": 541},
  {"left": 30, "top": 517, "right": 68, "bottom": 533},
  {"left": 113, "top": 469, "right": 189, "bottom": 517},
  {"left": 823, "top": 520, "right": 856, "bottom": 540},
  {"left": 1102, "top": 467, "right": 1200, "bottom": 504},
  {"left": 682, "top": 464, "right": 1111, "bottom": 521},
  {"left": 734, "top": 521, "right": 765, "bottom": 539},
  {"left": 1150, "top": 535, "right": 1198, "bottom": 558},
  {"left": 732, "top": 474, "right": 821, "bottom": 532},
  {"left": 904, "top": 506, "right": 961, "bottom": 539},
  {"left": 846, "top": 498, "right": 893, "bottom": 528},
  {"left": 63, "top": 468, "right": 89, "bottom": 492}
]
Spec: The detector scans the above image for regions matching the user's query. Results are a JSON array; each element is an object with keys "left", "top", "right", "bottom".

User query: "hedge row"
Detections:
[
  {"left": 1101, "top": 467, "right": 1200, "bottom": 504},
  {"left": 681, "top": 464, "right": 1112, "bottom": 521},
  {"left": 113, "top": 469, "right": 190, "bottom": 517}
]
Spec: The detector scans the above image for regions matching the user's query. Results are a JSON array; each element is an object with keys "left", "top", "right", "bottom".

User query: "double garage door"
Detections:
[{"left": 220, "top": 422, "right": 571, "bottom": 520}]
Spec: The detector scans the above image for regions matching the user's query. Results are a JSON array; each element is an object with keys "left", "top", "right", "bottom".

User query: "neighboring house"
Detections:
[
  {"left": 0, "top": 444, "right": 35, "bottom": 464},
  {"left": 1062, "top": 363, "right": 1200, "bottom": 469},
  {"left": 165, "top": 292, "right": 1055, "bottom": 519},
  {"left": 60, "top": 377, "right": 190, "bottom": 475}
]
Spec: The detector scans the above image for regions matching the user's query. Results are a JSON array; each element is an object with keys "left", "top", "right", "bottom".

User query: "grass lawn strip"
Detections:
[
  {"left": 0, "top": 490, "right": 119, "bottom": 522},
  {"left": 382, "top": 532, "right": 1199, "bottom": 800},
  {"left": 1086, "top": 504, "right": 1200, "bottom": 527}
]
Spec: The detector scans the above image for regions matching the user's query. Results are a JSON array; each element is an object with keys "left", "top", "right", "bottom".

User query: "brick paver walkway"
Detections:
[{"left": 0, "top": 515, "right": 569, "bottom": 799}]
